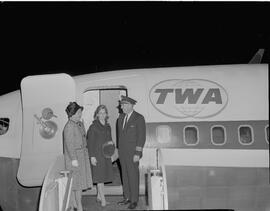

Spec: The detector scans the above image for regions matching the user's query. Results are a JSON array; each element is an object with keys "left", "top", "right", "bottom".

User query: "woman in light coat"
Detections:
[{"left": 63, "top": 102, "right": 93, "bottom": 211}]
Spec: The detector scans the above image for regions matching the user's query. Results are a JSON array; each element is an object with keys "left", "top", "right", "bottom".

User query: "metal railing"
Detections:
[
  {"left": 39, "top": 155, "right": 73, "bottom": 211},
  {"left": 147, "top": 148, "right": 168, "bottom": 210}
]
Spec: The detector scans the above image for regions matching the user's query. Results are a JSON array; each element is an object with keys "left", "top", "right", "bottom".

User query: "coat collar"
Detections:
[
  {"left": 121, "top": 111, "right": 138, "bottom": 128},
  {"left": 127, "top": 111, "right": 136, "bottom": 124},
  {"left": 69, "top": 119, "right": 79, "bottom": 125},
  {"left": 93, "top": 119, "right": 109, "bottom": 130}
]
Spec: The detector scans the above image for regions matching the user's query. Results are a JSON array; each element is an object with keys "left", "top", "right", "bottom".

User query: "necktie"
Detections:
[{"left": 123, "top": 115, "right": 127, "bottom": 129}]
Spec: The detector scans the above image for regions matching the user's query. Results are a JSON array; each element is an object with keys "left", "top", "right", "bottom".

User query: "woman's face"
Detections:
[
  {"left": 97, "top": 108, "right": 107, "bottom": 121},
  {"left": 71, "top": 109, "right": 82, "bottom": 122}
]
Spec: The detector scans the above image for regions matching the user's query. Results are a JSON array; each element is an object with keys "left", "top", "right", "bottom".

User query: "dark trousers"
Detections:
[{"left": 119, "top": 152, "right": 139, "bottom": 203}]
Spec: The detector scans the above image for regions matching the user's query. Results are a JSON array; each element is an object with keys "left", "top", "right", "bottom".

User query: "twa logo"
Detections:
[{"left": 149, "top": 79, "right": 228, "bottom": 119}]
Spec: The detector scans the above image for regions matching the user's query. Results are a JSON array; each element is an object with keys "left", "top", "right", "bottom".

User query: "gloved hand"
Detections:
[
  {"left": 108, "top": 141, "right": 114, "bottom": 145},
  {"left": 91, "top": 157, "right": 97, "bottom": 166},
  {"left": 111, "top": 148, "right": 119, "bottom": 162},
  {"left": 133, "top": 154, "right": 140, "bottom": 162},
  {"left": 71, "top": 160, "right": 79, "bottom": 167}
]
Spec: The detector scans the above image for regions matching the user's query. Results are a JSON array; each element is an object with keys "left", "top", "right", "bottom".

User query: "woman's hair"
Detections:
[
  {"left": 93, "top": 104, "right": 109, "bottom": 122},
  {"left": 65, "top": 102, "right": 83, "bottom": 118}
]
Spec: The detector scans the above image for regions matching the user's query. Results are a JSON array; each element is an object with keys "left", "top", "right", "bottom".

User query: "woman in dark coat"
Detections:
[{"left": 87, "top": 105, "right": 114, "bottom": 207}]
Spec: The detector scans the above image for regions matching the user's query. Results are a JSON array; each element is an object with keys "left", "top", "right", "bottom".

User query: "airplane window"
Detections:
[
  {"left": 184, "top": 126, "right": 199, "bottom": 145},
  {"left": 266, "top": 125, "right": 269, "bottom": 144},
  {"left": 238, "top": 126, "right": 253, "bottom": 145},
  {"left": 211, "top": 126, "right": 226, "bottom": 145},
  {"left": 0, "top": 118, "right": 9, "bottom": 135},
  {"left": 156, "top": 125, "right": 171, "bottom": 144}
]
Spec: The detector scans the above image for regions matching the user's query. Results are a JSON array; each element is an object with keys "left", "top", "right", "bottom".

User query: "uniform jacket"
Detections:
[{"left": 117, "top": 111, "right": 146, "bottom": 156}]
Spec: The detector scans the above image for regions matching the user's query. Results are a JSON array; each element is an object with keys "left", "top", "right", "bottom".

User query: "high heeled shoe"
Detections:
[
  {"left": 101, "top": 200, "right": 111, "bottom": 207},
  {"left": 101, "top": 201, "right": 106, "bottom": 207}
]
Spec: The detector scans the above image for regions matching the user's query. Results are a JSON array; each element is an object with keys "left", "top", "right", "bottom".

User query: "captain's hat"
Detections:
[{"left": 120, "top": 95, "right": 137, "bottom": 105}]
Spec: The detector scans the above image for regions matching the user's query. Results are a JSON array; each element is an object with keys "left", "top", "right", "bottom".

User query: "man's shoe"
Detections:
[
  {"left": 127, "top": 202, "right": 137, "bottom": 209},
  {"left": 117, "top": 198, "right": 130, "bottom": 205}
]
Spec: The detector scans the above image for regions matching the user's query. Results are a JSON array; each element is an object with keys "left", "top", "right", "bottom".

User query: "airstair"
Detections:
[{"left": 39, "top": 149, "right": 168, "bottom": 210}]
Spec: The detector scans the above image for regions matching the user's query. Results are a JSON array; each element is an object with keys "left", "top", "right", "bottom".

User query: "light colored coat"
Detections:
[{"left": 63, "top": 120, "right": 93, "bottom": 190}]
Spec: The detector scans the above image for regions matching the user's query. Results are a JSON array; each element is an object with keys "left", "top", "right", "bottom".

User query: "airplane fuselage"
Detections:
[{"left": 0, "top": 64, "right": 269, "bottom": 210}]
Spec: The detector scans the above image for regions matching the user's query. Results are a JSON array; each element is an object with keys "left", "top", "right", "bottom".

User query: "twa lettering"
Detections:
[
  {"left": 149, "top": 79, "right": 228, "bottom": 119},
  {"left": 155, "top": 88, "right": 222, "bottom": 104}
]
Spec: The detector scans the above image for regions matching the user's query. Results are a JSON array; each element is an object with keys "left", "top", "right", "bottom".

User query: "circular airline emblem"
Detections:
[
  {"left": 39, "top": 120, "right": 58, "bottom": 139},
  {"left": 149, "top": 79, "right": 228, "bottom": 119},
  {"left": 42, "top": 107, "right": 57, "bottom": 120}
]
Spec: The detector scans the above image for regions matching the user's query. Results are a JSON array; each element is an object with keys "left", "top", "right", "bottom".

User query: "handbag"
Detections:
[{"left": 102, "top": 141, "right": 115, "bottom": 158}]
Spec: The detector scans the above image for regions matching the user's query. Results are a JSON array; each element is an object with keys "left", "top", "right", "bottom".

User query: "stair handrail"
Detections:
[
  {"left": 60, "top": 171, "right": 73, "bottom": 211},
  {"left": 157, "top": 148, "right": 168, "bottom": 210}
]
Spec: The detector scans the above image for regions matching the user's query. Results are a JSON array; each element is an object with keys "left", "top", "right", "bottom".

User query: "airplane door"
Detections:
[
  {"left": 17, "top": 73, "right": 75, "bottom": 186},
  {"left": 82, "top": 89, "right": 126, "bottom": 145},
  {"left": 100, "top": 89, "right": 126, "bottom": 145},
  {"left": 82, "top": 88, "right": 126, "bottom": 193}
]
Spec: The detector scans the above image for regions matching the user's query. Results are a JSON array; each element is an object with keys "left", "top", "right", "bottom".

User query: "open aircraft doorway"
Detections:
[{"left": 82, "top": 86, "right": 127, "bottom": 195}]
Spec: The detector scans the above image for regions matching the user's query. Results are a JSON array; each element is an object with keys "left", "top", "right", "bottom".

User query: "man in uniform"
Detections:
[{"left": 117, "top": 95, "right": 146, "bottom": 209}]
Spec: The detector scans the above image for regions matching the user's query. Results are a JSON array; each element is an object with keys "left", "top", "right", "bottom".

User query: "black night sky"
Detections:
[{"left": 2, "top": 2, "right": 270, "bottom": 96}]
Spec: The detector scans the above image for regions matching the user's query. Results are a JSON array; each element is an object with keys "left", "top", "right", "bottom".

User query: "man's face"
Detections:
[{"left": 121, "top": 102, "right": 133, "bottom": 114}]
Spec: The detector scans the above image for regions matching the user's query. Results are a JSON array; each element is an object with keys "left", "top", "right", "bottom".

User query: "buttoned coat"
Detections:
[
  {"left": 118, "top": 111, "right": 146, "bottom": 152},
  {"left": 117, "top": 110, "right": 146, "bottom": 203},
  {"left": 63, "top": 120, "right": 93, "bottom": 191},
  {"left": 87, "top": 120, "right": 114, "bottom": 183}
]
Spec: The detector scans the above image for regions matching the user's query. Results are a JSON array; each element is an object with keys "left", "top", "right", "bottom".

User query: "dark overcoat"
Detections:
[{"left": 87, "top": 120, "right": 114, "bottom": 183}]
